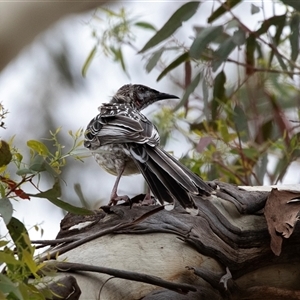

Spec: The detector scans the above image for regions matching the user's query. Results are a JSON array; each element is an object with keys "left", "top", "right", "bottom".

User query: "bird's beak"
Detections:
[{"left": 156, "top": 93, "right": 179, "bottom": 101}]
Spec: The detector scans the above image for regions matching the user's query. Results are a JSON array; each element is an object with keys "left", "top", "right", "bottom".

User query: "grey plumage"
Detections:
[{"left": 84, "top": 84, "right": 212, "bottom": 214}]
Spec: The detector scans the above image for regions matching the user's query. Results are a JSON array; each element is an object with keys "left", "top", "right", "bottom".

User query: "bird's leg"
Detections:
[
  {"left": 140, "top": 185, "right": 156, "bottom": 206},
  {"left": 108, "top": 166, "right": 130, "bottom": 206}
]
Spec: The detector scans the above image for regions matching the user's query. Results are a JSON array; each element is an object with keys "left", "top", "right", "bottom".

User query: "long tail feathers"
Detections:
[{"left": 130, "top": 145, "right": 212, "bottom": 215}]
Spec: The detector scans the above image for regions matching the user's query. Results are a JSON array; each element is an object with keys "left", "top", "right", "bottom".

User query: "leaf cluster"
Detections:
[
  {"left": 86, "top": 1, "right": 300, "bottom": 186},
  {"left": 0, "top": 126, "right": 92, "bottom": 298}
]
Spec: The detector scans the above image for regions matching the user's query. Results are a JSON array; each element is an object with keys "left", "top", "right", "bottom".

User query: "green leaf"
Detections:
[
  {"left": 193, "top": 26, "right": 231, "bottom": 43},
  {"left": 30, "top": 156, "right": 46, "bottom": 172},
  {"left": 208, "top": 0, "right": 242, "bottom": 23},
  {"left": 82, "top": 45, "right": 97, "bottom": 78},
  {"left": 146, "top": 48, "right": 164, "bottom": 73},
  {"left": 212, "top": 71, "right": 226, "bottom": 119},
  {"left": 157, "top": 52, "right": 189, "bottom": 81},
  {"left": 251, "top": 4, "right": 260, "bottom": 14},
  {"left": 202, "top": 79, "right": 209, "bottom": 118},
  {"left": 226, "top": 19, "right": 240, "bottom": 29},
  {"left": 139, "top": 1, "right": 200, "bottom": 53},
  {"left": 280, "top": 0, "right": 300, "bottom": 11},
  {"left": 16, "top": 169, "right": 36, "bottom": 176},
  {"left": 255, "top": 14, "right": 286, "bottom": 36},
  {"left": 233, "top": 105, "right": 249, "bottom": 142},
  {"left": 245, "top": 33, "right": 256, "bottom": 75},
  {"left": 256, "top": 153, "right": 268, "bottom": 184},
  {"left": 268, "top": 14, "right": 286, "bottom": 67},
  {"left": 190, "top": 26, "right": 223, "bottom": 59},
  {"left": 7, "top": 217, "right": 32, "bottom": 259},
  {"left": 260, "top": 120, "right": 273, "bottom": 142},
  {"left": 232, "top": 27, "right": 246, "bottom": 46},
  {"left": 27, "top": 182, "right": 92, "bottom": 215},
  {"left": 110, "top": 47, "right": 127, "bottom": 74},
  {"left": 134, "top": 22, "right": 156, "bottom": 31},
  {"left": 273, "top": 50, "right": 288, "bottom": 72},
  {"left": 27, "top": 140, "right": 49, "bottom": 156},
  {"left": 74, "top": 183, "right": 89, "bottom": 208},
  {"left": 289, "top": 14, "right": 300, "bottom": 63},
  {"left": 0, "top": 140, "right": 12, "bottom": 167},
  {"left": 173, "top": 72, "right": 202, "bottom": 111},
  {"left": 0, "top": 198, "right": 13, "bottom": 225},
  {"left": 0, "top": 251, "right": 19, "bottom": 264},
  {"left": 212, "top": 37, "right": 236, "bottom": 71},
  {"left": 0, "top": 274, "right": 23, "bottom": 300}
]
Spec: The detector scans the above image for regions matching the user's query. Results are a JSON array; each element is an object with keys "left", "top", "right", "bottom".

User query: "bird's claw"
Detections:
[{"left": 108, "top": 195, "right": 130, "bottom": 206}]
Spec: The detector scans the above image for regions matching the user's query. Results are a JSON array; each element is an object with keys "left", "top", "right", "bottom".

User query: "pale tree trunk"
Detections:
[{"left": 35, "top": 182, "right": 300, "bottom": 300}]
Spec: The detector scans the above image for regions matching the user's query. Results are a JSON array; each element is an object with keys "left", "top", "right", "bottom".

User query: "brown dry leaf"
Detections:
[{"left": 264, "top": 188, "right": 300, "bottom": 256}]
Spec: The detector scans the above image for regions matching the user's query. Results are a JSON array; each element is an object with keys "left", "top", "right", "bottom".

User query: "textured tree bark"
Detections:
[{"left": 36, "top": 182, "right": 300, "bottom": 300}]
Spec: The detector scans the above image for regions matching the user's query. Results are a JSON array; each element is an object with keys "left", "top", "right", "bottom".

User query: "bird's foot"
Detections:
[
  {"left": 130, "top": 193, "right": 156, "bottom": 207},
  {"left": 140, "top": 194, "right": 156, "bottom": 206},
  {"left": 108, "top": 195, "right": 130, "bottom": 206}
]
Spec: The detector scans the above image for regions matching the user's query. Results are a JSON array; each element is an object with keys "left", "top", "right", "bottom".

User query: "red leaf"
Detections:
[
  {"left": 0, "top": 176, "right": 17, "bottom": 189},
  {"left": 14, "top": 189, "right": 30, "bottom": 200}
]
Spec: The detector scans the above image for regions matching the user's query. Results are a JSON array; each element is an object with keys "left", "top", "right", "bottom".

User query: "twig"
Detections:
[{"left": 45, "top": 261, "right": 197, "bottom": 294}]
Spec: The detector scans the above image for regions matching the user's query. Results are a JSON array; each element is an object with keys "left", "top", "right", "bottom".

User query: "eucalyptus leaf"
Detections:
[
  {"left": 7, "top": 217, "right": 32, "bottom": 260},
  {"left": 194, "top": 26, "right": 231, "bottom": 43},
  {"left": 212, "top": 37, "right": 236, "bottom": 71},
  {"left": 157, "top": 52, "right": 189, "bottom": 81},
  {"left": 208, "top": 0, "right": 241, "bottom": 23},
  {"left": 27, "top": 182, "right": 92, "bottom": 215},
  {"left": 255, "top": 14, "right": 286, "bottom": 36},
  {"left": 134, "top": 22, "right": 156, "bottom": 31},
  {"left": 233, "top": 105, "right": 249, "bottom": 142},
  {"left": 29, "top": 155, "right": 46, "bottom": 172},
  {"left": 146, "top": 48, "right": 164, "bottom": 73},
  {"left": 0, "top": 140, "right": 12, "bottom": 167},
  {"left": 174, "top": 72, "right": 202, "bottom": 111},
  {"left": 251, "top": 4, "right": 260, "bottom": 14},
  {"left": 16, "top": 169, "right": 36, "bottom": 176},
  {"left": 27, "top": 140, "right": 49, "bottom": 156},
  {"left": 245, "top": 34, "right": 256, "bottom": 75},
  {"left": 82, "top": 45, "right": 97, "bottom": 78},
  {"left": 289, "top": 14, "right": 300, "bottom": 63},
  {"left": 0, "top": 197, "right": 13, "bottom": 225},
  {"left": 212, "top": 71, "right": 226, "bottom": 119},
  {"left": 232, "top": 28, "right": 246, "bottom": 46},
  {"left": 140, "top": 1, "right": 200, "bottom": 53},
  {"left": 202, "top": 79, "right": 210, "bottom": 118},
  {"left": 0, "top": 274, "right": 23, "bottom": 300},
  {"left": 190, "top": 26, "right": 223, "bottom": 59}
]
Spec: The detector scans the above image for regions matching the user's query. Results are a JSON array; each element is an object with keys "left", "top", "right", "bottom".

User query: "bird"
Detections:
[{"left": 84, "top": 84, "right": 212, "bottom": 215}]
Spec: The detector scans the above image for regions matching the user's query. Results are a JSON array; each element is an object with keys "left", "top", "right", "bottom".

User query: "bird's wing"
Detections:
[{"left": 84, "top": 104, "right": 159, "bottom": 149}]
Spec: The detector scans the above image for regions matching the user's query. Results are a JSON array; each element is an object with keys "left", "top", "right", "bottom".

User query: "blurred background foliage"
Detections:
[
  {"left": 84, "top": 0, "right": 300, "bottom": 186},
  {"left": 1, "top": 0, "right": 300, "bottom": 298}
]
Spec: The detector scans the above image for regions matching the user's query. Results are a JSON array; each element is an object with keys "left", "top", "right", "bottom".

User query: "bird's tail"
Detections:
[{"left": 129, "top": 145, "right": 212, "bottom": 215}]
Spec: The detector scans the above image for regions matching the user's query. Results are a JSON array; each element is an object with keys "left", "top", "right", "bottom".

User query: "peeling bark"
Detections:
[{"left": 35, "top": 182, "right": 300, "bottom": 299}]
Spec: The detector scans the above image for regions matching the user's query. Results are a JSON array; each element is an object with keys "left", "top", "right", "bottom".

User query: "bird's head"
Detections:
[{"left": 111, "top": 84, "right": 179, "bottom": 110}]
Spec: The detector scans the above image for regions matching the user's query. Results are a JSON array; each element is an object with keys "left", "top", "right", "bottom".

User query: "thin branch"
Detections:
[
  {"left": 45, "top": 261, "right": 197, "bottom": 294},
  {"left": 217, "top": 0, "right": 300, "bottom": 71}
]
